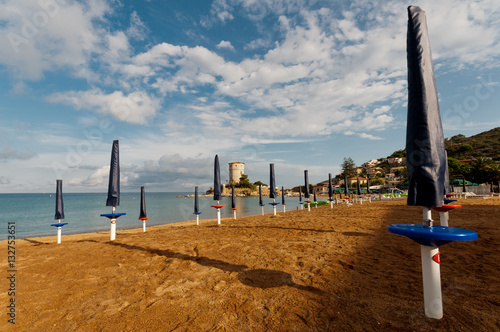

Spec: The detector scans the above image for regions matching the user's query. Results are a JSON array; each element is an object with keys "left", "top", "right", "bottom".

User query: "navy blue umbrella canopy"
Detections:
[
  {"left": 106, "top": 140, "right": 120, "bottom": 207},
  {"left": 344, "top": 173, "right": 349, "bottom": 197},
  {"left": 54, "top": 179, "right": 64, "bottom": 220},
  {"left": 139, "top": 186, "right": 147, "bottom": 219},
  {"left": 366, "top": 176, "right": 371, "bottom": 194},
  {"left": 269, "top": 163, "right": 277, "bottom": 199},
  {"left": 406, "top": 6, "right": 447, "bottom": 208},
  {"left": 299, "top": 186, "right": 302, "bottom": 202},
  {"left": 304, "top": 170, "right": 310, "bottom": 198},
  {"left": 232, "top": 186, "right": 236, "bottom": 209},
  {"left": 281, "top": 186, "right": 285, "bottom": 204},
  {"left": 259, "top": 185, "right": 263, "bottom": 205},
  {"left": 328, "top": 173, "right": 333, "bottom": 199},
  {"left": 213, "top": 155, "right": 221, "bottom": 201},
  {"left": 194, "top": 186, "right": 200, "bottom": 214},
  {"left": 313, "top": 188, "right": 317, "bottom": 202},
  {"left": 357, "top": 177, "right": 361, "bottom": 195}
]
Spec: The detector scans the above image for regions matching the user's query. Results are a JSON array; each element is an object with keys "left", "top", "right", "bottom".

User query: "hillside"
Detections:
[{"left": 445, "top": 127, "right": 500, "bottom": 161}]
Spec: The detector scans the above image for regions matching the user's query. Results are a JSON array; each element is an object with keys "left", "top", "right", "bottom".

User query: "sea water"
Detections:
[{"left": 0, "top": 192, "right": 307, "bottom": 240}]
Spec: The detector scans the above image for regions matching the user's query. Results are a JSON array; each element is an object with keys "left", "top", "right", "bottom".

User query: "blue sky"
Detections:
[{"left": 1, "top": 0, "right": 500, "bottom": 193}]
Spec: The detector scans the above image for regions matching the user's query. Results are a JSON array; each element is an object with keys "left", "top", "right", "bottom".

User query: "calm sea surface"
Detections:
[{"left": 0, "top": 192, "right": 309, "bottom": 240}]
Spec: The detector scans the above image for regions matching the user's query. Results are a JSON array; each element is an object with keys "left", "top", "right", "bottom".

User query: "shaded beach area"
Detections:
[{"left": 1, "top": 198, "right": 499, "bottom": 331}]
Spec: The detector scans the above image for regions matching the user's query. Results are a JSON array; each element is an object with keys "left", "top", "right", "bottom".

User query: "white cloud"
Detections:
[
  {"left": 216, "top": 40, "right": 235, "bottom": 51},
  {"left": 46, "top": 89, "right": 161, "bottom": 125},
  {"left": 359, "top": 133, "right": 383, "bottom": 140}
]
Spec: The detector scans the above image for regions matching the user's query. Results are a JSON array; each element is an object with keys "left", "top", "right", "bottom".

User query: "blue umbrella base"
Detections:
[
  {"left": 388, "top": 224, "right": 478, "bottom": 247},
  {"left": 100, "top": 213, "right": 126, "bottom": 219},
  {"left": 269, "top": 202, "right": 280, "bottom": 206},
  {"left": 50, "top": 223, "right": 68, "bottom": 227}
]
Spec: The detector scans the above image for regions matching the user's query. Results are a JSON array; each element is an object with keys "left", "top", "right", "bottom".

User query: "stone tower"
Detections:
[{"left": 228, "top": 161, "right": 245, "bottom": 185}]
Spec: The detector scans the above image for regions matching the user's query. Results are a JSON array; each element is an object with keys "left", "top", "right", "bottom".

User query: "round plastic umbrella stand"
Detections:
[
  {"left": 388, "top": 216, "right": 477, "bottom": 319},
  {"left": 100, "top": 211, "right": 126, "bottom": 241},
  {"left": 304, "top": 200, "right": 312, "bottom": 211},
  {"left": 211, "top": 203, "right": 226, "bottom": 225},
  {"left": 232, "top": 208, "right": 237, "bottom": 220},
  {"left": 269, "top": 201, "right": 279, "bottom": 215},
  {"left": 50, "top": 223, "right": 68, "bottom": 244},
  {"left": 431, "top": 205, "right": 461, "bottom": 227}
]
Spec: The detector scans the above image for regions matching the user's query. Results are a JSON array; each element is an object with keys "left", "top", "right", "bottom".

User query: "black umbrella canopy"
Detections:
[
  {"left": 462, "top": 177, "right": 467, "bottom": 193},
  {"left": 313, "top": 188, "right": 317, "bottom": 202},
  {"left": 299, "top": 186, "right": 302, "bottom": 202},
  {"left": 357, "top": 177, "right": 361, "bottom": 195},
  {"left": 269, "top": 164, "right": 277, "bottom": 199},
  {"left": 231, "top": 186, "right": 236, "bottom": 209},
  {"left": 213, "top": 155, "right": 221, "bottom": 201},
  {"left": 328, "top": 173, "right": 333, "bottom": 199},
  {"left": 259, "top": 185, "right": 263, "bottom": 205},
  {"left": 344, "top": 173, "right": 349, "bottom": 197},
  {"left": 106, "top": 140, "right": 120, "bottom": 207},
  {"left": 406, "top": 6, "right": 447, "bottom": 208},
  {"left": 139, "top": 186, "right": 147, "bottom": 218},
  {"left": 366, "top": 176, "right": 371, "bottom": 194},
  {"left": 194, "top": 186, "right": 200, "bottom": 214},
  {"left": 281, "top": 186, "right": 285, "bottom": 204},
  {"left": 54, "top": 179, "right": 64, "bottom": 220},
  {"left": 304, "top": 170, "right": 310, "bottom": 198}
]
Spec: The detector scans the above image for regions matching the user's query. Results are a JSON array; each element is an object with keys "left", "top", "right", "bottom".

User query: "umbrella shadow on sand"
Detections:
[{"left": 107, "top": 241, "right": 330, "bottom": 297}]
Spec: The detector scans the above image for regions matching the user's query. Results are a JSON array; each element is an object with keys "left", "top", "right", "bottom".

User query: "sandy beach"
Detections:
[{"left": 1, "top": 198, "right": 499, "bottom": 331}]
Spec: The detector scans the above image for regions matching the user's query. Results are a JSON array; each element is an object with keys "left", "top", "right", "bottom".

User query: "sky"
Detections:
[{"left": 1, "top": 0, "right": 500, "bottom": 193}]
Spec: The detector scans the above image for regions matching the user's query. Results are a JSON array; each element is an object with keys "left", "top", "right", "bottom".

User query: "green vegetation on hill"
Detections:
[{"left": 445, "top": 127, "right": 500, "bottom": 161}]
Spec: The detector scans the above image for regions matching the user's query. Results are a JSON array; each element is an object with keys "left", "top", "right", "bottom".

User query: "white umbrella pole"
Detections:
[
  {"left": 283, "top": 205, "right": 286, "bottom": 213},
  {"left": 307, "top": 203, "right": 310, "bottom": 211},
  {"left": 196, "top": 214, "right": 199, "bottom": 226},
  {"left": 273, "top": 199, "right": 276, "bottom": 216},
  {"left": 217, "top": 200, "right": 221, "bottom": 225},
  {"left": 421, "top": 207, "right": 443, "bottom": 319},
  {"left": 330, "top": 200, "right": 333, "bottom": 208},
  {"left": 110, "top": 206, "right": 116, "bottom": 241},
  {"left": 56, "top": 223, "right": 62, "bottom": 244},
  {"left": 233, "top": 210, "right": 237, "bottom": 220},
  {"left": 143, "top": 220, "right": 146, "bottom": 232},
  {"left": 261, "top": 206, "right": 264, "bottom": 215},
  {"left": 439, "top": 211, "right": 449, "bottom": 227}
]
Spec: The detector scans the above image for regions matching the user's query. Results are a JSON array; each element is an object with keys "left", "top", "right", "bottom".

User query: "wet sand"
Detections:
[{"left": 1, "top": 197, "right": 499, "bottom": 331}]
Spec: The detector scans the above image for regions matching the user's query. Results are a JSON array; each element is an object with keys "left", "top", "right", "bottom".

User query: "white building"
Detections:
[{"left": 228, "top": 161, "right": 245, "bottom": 184}]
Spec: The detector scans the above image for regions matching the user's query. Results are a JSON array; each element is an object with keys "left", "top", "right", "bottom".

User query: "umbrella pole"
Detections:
[
  {"left": 143, "top": 220, "right": 146, "bottom": 232},
  {"left": 217, "top": 200, "right": 221, "bottom": 225},
  {"left": 439, "top": 211, "right": 449, "bottom": 227},
  {"left": 273, "top": 199, "right": 276, "bottom": 216},
  {"left": 283, "top": 204, "right": 286, "bottom": 213},
  {"left": 196, "top": 214, "right": 199, "bottom": 226},
  {"left": 307, "top": 202, "right": 310, "bottom": 211},
  {"left": 56, "top": 220, "right": 62, "bottom": 244},
  {"left": 110, "top": 206, "right": 116, "bottom": 241},
  {"left": 421, "top": 207, "right": 443, "bottom": 319},
  {"left": 233, "top": 209, "right": 237, "bottom": 220}
]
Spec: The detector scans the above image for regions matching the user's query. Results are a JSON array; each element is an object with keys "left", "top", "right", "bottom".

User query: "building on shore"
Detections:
[{"left": 228, "top": 161, "right": 245, "bottom": 185}]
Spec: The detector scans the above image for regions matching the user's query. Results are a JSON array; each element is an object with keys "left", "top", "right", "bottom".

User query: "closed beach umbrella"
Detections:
[
  {"left": 106, "top": 140, "right": 120, "bottom": 208},
  {"left": 328, "top": 173, "right": 333, "bottom": 199},
  {"left": 211, "top": 154, "right": 225, "bottom": 225},
  {"left": 194, "top": 186, "right": 200, "bottom": 214},
  {"left": 281, "top": 186, "right": 286, "bottom": 213},
  {"left": 299, "top": 186, "right": 303, "bottom": 210},
  {"left": 213, "top": 154, "right": 221, "bottom": 201},
  {"left": 139, "top": 186, "right": 149, "bottom": 232},
  {"left": 344, "top": 173, "right": 349, "bottom": 198},
  {"left": 357, "top": 177, "right": 361, "bottom": 195},
  {"left": 54, "top": 179, "right": 64, "bottom": 220},
  {"left": 259, "top": 184, "right": 264, "bottom": 215},
  {"left": 269, "top": 164, "right": 277, "bottom": 199},
  {"left": 139, "top": 186, "right": 147, "bottom": 219},
  {"left": 389, "top": 6, "right": 477, "bottom": 320},
  {"left": 366, "top": 176, "right": 371, "bottom": 194},
  {"left": 462, "top": 178, "right": 467, "bottom": 194},
  {"left": 313, "top": 188, "right": 318, "bottom": 208},
  {"left": 231, "top": 186, "right": 237, "bottom": 220},
  {"left": 100, "top": 140, "right": 126, "bottom": 241},
  {"left": 51, "top": 179, "right": 68, "bottom": 244},
  {"left": 194, "top": 186, "right": 201, "bottom": 225},
  {"left": 304, "top": 170, "right": 310, "bottom": 198}
]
